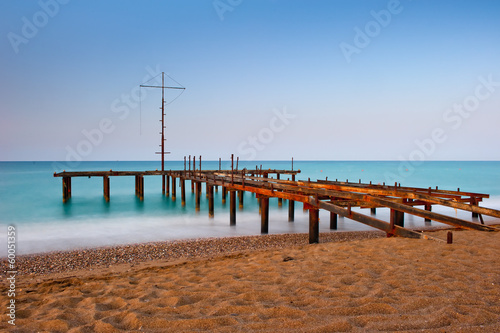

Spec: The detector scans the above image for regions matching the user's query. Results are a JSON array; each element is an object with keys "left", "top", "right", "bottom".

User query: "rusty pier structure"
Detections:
[{"left": 54, "top": 156, "right": 500, "bottom": 243}]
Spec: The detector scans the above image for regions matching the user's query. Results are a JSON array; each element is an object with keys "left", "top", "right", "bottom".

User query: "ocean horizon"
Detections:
[{"left": 1, "top": 160, "right": 499, "bottom": 256}]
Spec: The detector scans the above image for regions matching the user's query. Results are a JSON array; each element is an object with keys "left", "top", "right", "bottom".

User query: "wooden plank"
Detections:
[
  {"left": 54, "top": 169, "right": 300, "bottom": 178},
  {"left": 388, "top": 191, "right": 500, "bottom": 219}
]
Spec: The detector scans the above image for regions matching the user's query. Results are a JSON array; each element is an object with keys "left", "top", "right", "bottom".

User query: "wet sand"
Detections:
[{"left": 1, "top": 228, "right": 499, "bottom": 332}]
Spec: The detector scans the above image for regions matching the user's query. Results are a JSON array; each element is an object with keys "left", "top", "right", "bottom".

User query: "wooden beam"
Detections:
[{"left": 363, "top": 195, "right": 498, "bottom": 232}]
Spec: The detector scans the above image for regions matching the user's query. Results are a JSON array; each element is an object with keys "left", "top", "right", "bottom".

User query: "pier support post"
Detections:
[
  {"left": 136, "top": 175, "right": 144, "bottom": 200},
  {"left": 371, "top": 208, "right": 376, "bottom": 215},
  {"left": 171, "top": 176, "right": 176, "bottom": 201},
  {"left": 288, "top": 199, "right": 294, "bottom": 222},
  {"left": 162, "top": 175, "right": 166, "bottom": 195},
  {"left": 191, "top": 179, "right": 195, "bottom": 193},
  {"left": 261, "top": 196, "right": 269, "bottom": 234},
  {"left": 135, "top": 175, "right": 139, "bottom": 196},
  {"left": 208, "top": 185, "right": 214, "bottom": 218},
  {"left": 238, "top": 190, "right": 244, "bottom": 209},
  {"left": 424, "top": 204, "right": 431, "bottom": 222},
  {"left": 230, "top": 190, "right": 236, "bottom": 226},
  {"left": 277, "top": 173, "right": 282, "bottom": 207},
  {"left": 195, "top": 182, "right": 201, "bottom": 212},
  {"left": 103, "top": 176, "right": 110, "bottom": 202},
  {"left": 390, "top": 209, "right": 404, "bottom": 227},
  {"left": 222, "top": 186, "right": 227, "bottom": 204},
  {"left": 309, "top": 208, "right": 319, "bottom": 244},
  {"left": 62, "top": 177, "right": 71, "bottom": 203},
  {"left": 288, "top": 175, "right": 295, "bottom": 221},
  {"left": 181, "top": 178, "right": 186, "bottom": 206},
  {"left": 330, "top": 212, "right": 337, "bottom": 230},
  {"left": 166, "top": 175, "right": 170, "bottom": 197},
  {"left": 471, "top": 197, "right": 479, "bottom": 218}
]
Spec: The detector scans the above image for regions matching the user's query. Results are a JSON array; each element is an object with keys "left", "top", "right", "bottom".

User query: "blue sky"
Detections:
[{"left": 1, "top": 0, "right": 499, "bottom": 162}]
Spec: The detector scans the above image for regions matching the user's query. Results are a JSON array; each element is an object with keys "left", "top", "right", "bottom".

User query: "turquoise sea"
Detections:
[{"left": 1, "top": 161, "right": 499, "bottom": 255}]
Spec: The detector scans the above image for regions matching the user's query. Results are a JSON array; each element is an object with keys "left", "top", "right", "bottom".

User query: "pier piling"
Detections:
[
  {"left": 277, "top": 173, "right": 282, "bottom": 207},
  {"left": 181, "top": 178, "right": 186, "bottom": 206},
  {"left": 230, "top": 190, "right": 236, "bottom": 225},
  {"left": 330, "top": 212, "right": 337, "bottom": 229},
  {"left": 261, "top": 196, "right": 269, "bottom": 234},
  {"left": 471, "top": 197, "right": 479, "bottom": 218},
  {"left": 238, "top": 190, "right": 244, "bottom": 209},
  {"left": 103, "top": 176, "right": 110, "bottom": 202},
  {"left": 135, "top": 175, "right": 144, "bottom": 200},
  {"left": 62, "top": 176, "right": 71, "bottom": 202},
  {"left": 424, "top": 204, "right": 432, "bottom": 222},
  {"left": 195, "top": 181, "right": 201, "bottom": 211},
  {"left": 166, "top": 175, "right": 170, "bottom": 197},
  {"left": 288, "top": 199, "right": 295, "bottom": 222},
  {"left": 208, "top": 185, "right": 214, "bottom": 218},
  {"left": 309, "top": 208, "right": 319, "bottom": 244},
  {"left": 222, "top": 186, "right": 227, "bottom": 204},
  {"left": 390, "top": 209, "right": 405, "bottom": 227},
  {"left": 171, "top": 176, "right": 176, "bottom": 201}
]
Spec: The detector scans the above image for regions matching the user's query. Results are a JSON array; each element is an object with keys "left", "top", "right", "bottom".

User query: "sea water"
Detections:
[{"left": 1, "top": 161, "right": 499, "bottom": 255}]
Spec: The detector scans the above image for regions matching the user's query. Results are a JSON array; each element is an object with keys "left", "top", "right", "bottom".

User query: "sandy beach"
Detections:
[{"left": 1, "top": 228, "right": 499, "bottom": 332}]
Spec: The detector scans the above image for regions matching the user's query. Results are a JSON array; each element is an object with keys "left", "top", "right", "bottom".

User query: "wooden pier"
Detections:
[{"left": 54, "top": 160, "right": 500, "bottom": 243}]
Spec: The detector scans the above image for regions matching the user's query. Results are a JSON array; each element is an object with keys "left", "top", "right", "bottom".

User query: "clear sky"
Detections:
[{"left": 1, "top": 0, "right": 499, "bottom": 162}]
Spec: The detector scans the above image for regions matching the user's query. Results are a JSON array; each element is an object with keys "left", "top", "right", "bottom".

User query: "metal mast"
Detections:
[{"left": 140, "top": 72, "right": 185, "bottom": 194}]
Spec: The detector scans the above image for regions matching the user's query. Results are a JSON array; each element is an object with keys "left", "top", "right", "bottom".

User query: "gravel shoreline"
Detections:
[{"left": 1, "top": 231, "right": 385, "bottom": 277}]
